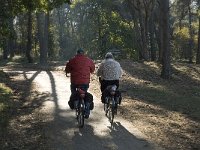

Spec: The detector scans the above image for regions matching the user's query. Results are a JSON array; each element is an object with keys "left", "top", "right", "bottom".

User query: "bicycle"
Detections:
[
  {"left": 104, "top": 85, "right": 119, "bottom": 125},
  {"left": 74, "top": 88, "right": 86, "bottom": 128}
]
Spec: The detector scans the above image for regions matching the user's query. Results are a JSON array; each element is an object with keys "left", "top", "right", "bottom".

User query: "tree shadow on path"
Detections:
[{"left": 43, "top": 69, "right": 153, "bottom": 150}]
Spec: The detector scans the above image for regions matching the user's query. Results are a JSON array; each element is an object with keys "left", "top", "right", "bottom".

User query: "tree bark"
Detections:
[
  {"left": 8, "top": 18, "right": 15, "bottom": 58},
  {"left": 36, "top": 12, "right": 45, "bottom": 64},
  {"left": 3, "top": 40, "right": 8, "bottom": 59},
  {"left": 160, "top": 0, "right": 171, "bottom": 79},
  {"left": 196, "top": 16, "right": 200, "bottom": 64},
  {"left": 57, "top": 7, "right": 65, "bottom": 57},
  {"left": 188, "top": 1, "right": 193, "bottom": 63},
  {"left": 42, "top": 11, "right": 49, "bottom": 65},
  {"left": 149, "top": 14, "right": 157, "bottom": 61},
  {"left": 138, "top": 7, "right": 148, "bottom": 60},
  {"left": 37, "top": 12, "right": 48, "bottom": 65},
  {"left": 26, "top": 9, "right": 33, "bottom": 63}
]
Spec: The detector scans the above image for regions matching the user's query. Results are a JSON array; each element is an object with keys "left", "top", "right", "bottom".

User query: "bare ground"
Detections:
[
  {"left": 1, "top": 60, "right": 200, "bottom": 150},
  {"left": 113, "top": 60, "right": 200, "bottom": 150}
]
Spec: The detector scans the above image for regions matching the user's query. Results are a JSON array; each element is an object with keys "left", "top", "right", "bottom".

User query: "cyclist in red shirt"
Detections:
[{"left": 65, "top": 48, "right": 95, "bottom": 118}]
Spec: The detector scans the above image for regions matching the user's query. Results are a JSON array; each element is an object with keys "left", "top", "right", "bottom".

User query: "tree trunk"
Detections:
[
  {"left": 36, "top": 12, "right": 45, "bottom": 64},
  {"left": 37, "top": 12, "right": 48, "bottom": 65},
  {"left": 138, "top": 10, "right": 148, "bottom": 60},
  {"left": 188, "top": 2, "right": 193, "bottom": 63},
  {"left": 97, "top": 11, "right": 103, "bottom": 56},
  {"left": 18, "top": 15, "right": 26, "bottom": 55},
  {"left": 127, "top": 0, "right": 142, "bottom": 61},
  {"left": 57, "top": 8, "right": 65, "bottom": 57},
  {"left": 8, "top": 18, "right": 15, "bottom": 58},
  {"left": 160, "top": 0, "right": 171, "bottom": 79},
  {"left": 149, "top": 15, "right": 157, "bottom": 61},
  {"left": 154, "top": 20, "right": 162, "bottom": 62},
  {"left": 26, "top": 9, "right": 33, "bottom": 63},
  {"left": 3, "top": 40, "right": 8, "bottom": 59},
  {"left": 41, "top": 11, "right": 49, "bottom": 65},
  {"left": 196, "top": 16, "right": 200, "bottom": 64}
]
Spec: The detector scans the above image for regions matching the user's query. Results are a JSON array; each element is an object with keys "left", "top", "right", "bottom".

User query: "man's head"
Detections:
[
  {"left": 105, "top": 52, "right": 114, "bottom": 59},
  {"left": 77, "top": 48, "right": 84, "bottom": 54}
]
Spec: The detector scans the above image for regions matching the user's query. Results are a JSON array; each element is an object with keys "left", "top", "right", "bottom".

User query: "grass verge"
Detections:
[
  {"left": 0, "top": 70, "right": 13, "bottom": 133},
  {"left": 119, "top": 60, "right": 200, "bottom": 149}
]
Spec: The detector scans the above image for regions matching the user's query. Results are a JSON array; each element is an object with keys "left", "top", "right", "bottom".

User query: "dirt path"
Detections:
[{"left": 4, "top": 66, "right": 160, "bottom": 150}]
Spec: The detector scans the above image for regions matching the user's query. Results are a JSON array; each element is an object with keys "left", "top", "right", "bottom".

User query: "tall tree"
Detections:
[
  {"left": 160, "top": 0, "right": 171, "bottom": 79},
  {"left": 1, "top": 0, "right": 15, "bottom": 59},
  {"left": 56, "top": 6, "right": 66, "bottom": 57},
  {"left": 197, "top": 16, "right": 200, "bottom": 64},
  {"left": 175, "top": 0, "right": 195, "bottom": 63},
  {"left": 36, "top": 12, "right": 45, "bottom": 64},
  {"left": 26, "top": 2, "right": 34, "bottom": 63},
  {"left": 36, "top": 0, "right": 71, "bottom": 64},
  {"left": 187, "top": 0, "right": 193, "bottom": 63},
  {"left": 8, "top": 17, "right": 15, "bottom": 58},
  {"left": 196, "top": 1, "right": 200, "bottom": 64}
]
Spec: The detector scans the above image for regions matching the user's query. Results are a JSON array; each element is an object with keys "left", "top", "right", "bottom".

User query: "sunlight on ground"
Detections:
[
  {"left": 144, "top": 61, "right": 161, "bottom": 70},
  {"left": 172, "top": 63, "right": 200, "bottom": 81}
]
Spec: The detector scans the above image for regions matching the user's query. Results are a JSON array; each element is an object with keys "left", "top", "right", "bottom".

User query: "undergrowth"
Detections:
[{"left": 0, "top": 70, "right": 13, "bottom": 133}]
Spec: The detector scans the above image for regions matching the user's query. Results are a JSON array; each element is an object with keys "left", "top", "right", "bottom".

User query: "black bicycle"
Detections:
[
  {"left": 75, "top": 88, "right": 86, "bottom": 128},
  {"left": 104, "top": 85, "right": 118, "bottom": 125}
]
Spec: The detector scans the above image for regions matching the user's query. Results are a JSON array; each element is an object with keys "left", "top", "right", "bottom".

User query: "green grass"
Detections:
[{"left": 0, "top": 71, "right": 13, "bottom": 132}]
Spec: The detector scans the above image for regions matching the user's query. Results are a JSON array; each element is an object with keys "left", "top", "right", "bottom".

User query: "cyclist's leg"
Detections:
[
  {"left": 110, "top": 80, "right": 121, "bottom": 105},
  {"left": 84, "top": 101, "right": 90, "bottom": 119},
  {"left": 70, "top": 83, "right": 77, "bottom": 94},
  {"left": 85, "top": 92, "right": 94, "bottom": 110},
  {"left": 68, "top": 92, "right": 78, "bottom": 109},
  {"left": 100, "top": 80, "right": 108, "bottom": 92},
  {"left": 101, "top": 80, "right": 112, "bottom": 103}
]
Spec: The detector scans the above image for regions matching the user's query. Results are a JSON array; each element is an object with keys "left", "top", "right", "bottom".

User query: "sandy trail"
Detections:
[{"left": 7, "top": 68, "right": 158, "bottom": 150}]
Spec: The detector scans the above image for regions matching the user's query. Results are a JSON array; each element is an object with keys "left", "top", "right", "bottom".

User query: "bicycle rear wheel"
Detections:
[
  {"left": 107, "top": 103, "right": 114, "bottom": 124},
  {"left": 110, "top": 106, "right": 115, "bottom": 124},
  {"left": 77, "top": 106, "right": 84, "bottom": 128},
  {"left": 109, "top": 98, "right": 116, "bottom": 124}
]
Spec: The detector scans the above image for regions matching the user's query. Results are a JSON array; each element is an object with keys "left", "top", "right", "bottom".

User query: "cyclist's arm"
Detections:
[
  {"left": 65, "top": 61, "right": 71, "bottom": 77},
  {"left": 97, "top": 63, "right": 103, "bottom": 77}
]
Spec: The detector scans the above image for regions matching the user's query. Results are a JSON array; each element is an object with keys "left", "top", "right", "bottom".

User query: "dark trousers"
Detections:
[
  {"left": 99, "top": 79, "right": 119, "bottom": 92},
  {"left": 99, "top": 79, "right": 121, "bottom": 104}
]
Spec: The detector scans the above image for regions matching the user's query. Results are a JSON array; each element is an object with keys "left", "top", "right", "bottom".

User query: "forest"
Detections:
[
  {"left": 0, "top": 0, "right": 199, "bottom": 79},
  {"left": 0, "top": 0, "right": 200, "bottom": 149}
]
